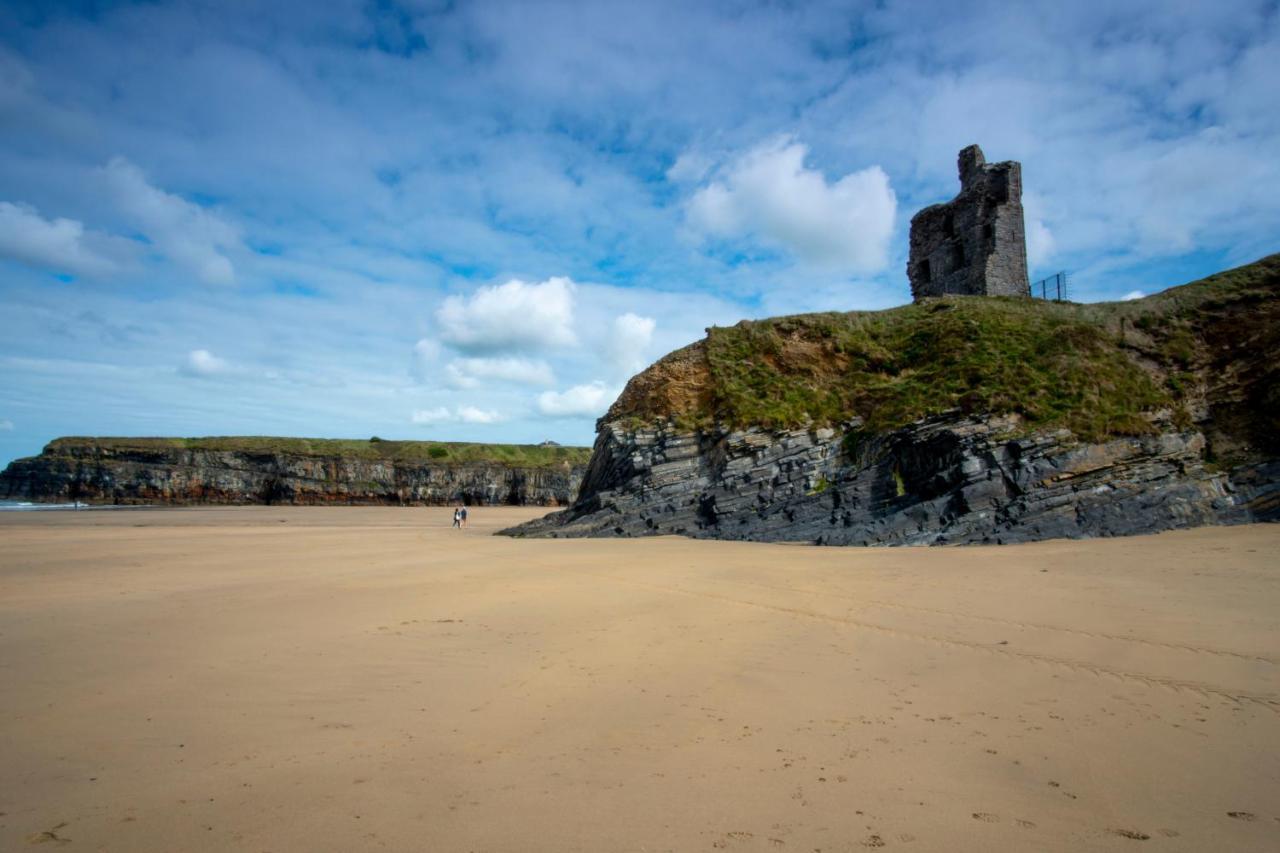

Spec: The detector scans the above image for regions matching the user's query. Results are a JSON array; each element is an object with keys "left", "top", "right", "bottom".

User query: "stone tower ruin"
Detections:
[{"left": 908, "top": 145, "right": 1029, "bottom": 301}]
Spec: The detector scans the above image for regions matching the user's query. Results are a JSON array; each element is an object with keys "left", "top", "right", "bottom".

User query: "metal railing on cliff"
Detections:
[{"left": 1032, "top": 271, "right": 1070, "bottom": 301}]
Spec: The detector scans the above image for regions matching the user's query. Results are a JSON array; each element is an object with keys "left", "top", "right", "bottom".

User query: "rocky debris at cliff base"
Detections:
[{"left": 501, "top": 415, "right": 1277, "bottom": 546}]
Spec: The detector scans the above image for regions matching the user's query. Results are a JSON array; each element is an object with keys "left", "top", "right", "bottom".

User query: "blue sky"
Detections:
[{"left": 1, "top": 0, "right": 1277, "bottom": 465}]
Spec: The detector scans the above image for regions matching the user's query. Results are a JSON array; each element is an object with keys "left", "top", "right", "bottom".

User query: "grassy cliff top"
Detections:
[
  {"left": 609, "top": 253, "right": 1280, "bottom": 445},
  {"left": 44, "top": 436, "right": 592, "bottom": 467}
]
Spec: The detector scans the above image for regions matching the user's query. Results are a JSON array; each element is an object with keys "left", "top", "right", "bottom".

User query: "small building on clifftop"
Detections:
[{"left": 908, "top": 145, "right": 1030, "bottom": 301}]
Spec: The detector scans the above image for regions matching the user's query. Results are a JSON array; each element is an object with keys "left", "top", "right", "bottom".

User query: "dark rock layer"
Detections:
[
  {"left": 503, "top": 414, "right": 1277, "bottom": 545},
  {"left": 1, "top": 443, "right": 585, "bottom": 506}
]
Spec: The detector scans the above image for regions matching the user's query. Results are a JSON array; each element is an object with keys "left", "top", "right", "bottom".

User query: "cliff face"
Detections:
[
  {"left": 0, "top": 439, "right": 589, "bottom": 506},
  {"left": 506, "top": 416, "right": 1277, "bottom": 544},
  {"left": 505, "top": 255, "right": 1280, "bottom": 545}
]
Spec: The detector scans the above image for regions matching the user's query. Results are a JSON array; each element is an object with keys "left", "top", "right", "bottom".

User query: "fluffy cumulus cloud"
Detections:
[
  {"left": 411, "top": 405, "right": 503, "bottom": 425},
  {"left": 445, "top": 357, "right": 555, "bottom": 388},
  {"left": 179, "top": 348, "right": 231, "bottom": 377},
  {"left": 103, "top": 158, "right": 240, "bottom": 286},
  {"left": 686, "top": 138, "right": 897, "bottom": 273},
  {"left": 0, "top": 201, "right": 118, "bottom": 277},
  {"left": 605, "top": 313, "right": 656, "bottom": 377},
  {"left": 537, "top": 381, "right": 619, "bottom": 418},
  {"left": 436, "top": 277, "right": 577, "bottom": 354},
  {"left": 1122, "top": 290, "right": 1145, "bottom": 301}
]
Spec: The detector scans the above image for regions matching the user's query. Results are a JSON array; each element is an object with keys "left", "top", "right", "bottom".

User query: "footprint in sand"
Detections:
[
  {"left": 714, "top": 831, "right": 754, "bottom": 847},
  {"left": 861, "top": 835, "right": 886, "bottom": 848},
  {"left": 1108, "top": 828, "right": 1151, "bottom": 840},
  {"left": 972, "top": 812, "right": 1000, "bottom": 823},
  {"left": 26, "top": 823, "right": 71, "bottom": 846},
  {"left": 1227, "top": 811, "right": 1256, "bottom": 821}
]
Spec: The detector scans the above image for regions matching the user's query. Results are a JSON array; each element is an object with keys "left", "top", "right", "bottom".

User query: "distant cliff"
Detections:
[
  {"left": 0, "top": 437, "right": 591, "bottom": 506},
  {"left": 505, "top": 254, "right": 1280, "bottom": 544}
]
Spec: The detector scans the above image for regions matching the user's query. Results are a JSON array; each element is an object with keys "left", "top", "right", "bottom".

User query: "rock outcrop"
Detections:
[
  {"left": 0, "top": 438, "right": 589, "bottom": 506},
  {"left": 505, "top": 414, "right": 1276, "bottom": 545},
  {"left": 504, "top": 254, "right": 1280, "bottom": 545}
]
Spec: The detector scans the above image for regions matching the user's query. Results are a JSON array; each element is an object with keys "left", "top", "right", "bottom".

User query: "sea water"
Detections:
[{"left": 0, "top": 500, "right": 148, "bottom": 511}]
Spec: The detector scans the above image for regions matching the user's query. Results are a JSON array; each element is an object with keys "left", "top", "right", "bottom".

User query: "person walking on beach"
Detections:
[
  {"left": 460, "top": 506, "right": 468, "bottom": 528},
  {"left": 452, "top": 507, "right": 461, "bottom": 529}
]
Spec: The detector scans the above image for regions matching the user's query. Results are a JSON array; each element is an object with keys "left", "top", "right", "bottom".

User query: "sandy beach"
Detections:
[{"left": 0, "top": 507, "right": 1276, "bottom": 852}]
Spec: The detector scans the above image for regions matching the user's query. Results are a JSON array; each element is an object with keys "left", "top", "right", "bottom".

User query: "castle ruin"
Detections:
[{"left": 908, "top": 145, "right": 1029, "bottom": 301}]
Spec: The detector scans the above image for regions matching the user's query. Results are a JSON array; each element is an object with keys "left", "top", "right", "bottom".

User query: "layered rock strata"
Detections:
[
  {"left": 1, "top": 442, "right": 586, "bottom": 506},
  {"left": 504, "top": 415, "right": 1277, "bottom": 545}
]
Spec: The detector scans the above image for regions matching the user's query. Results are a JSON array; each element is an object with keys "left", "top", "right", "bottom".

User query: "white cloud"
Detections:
[
  {"left": 0, "top": 419, "right": 13, "bottom": 431},
  {"left": 457, "top": 405, "right": 502, "bottom": 424},
  {"left": 686, "top": 137, "right": 897, "bottom": 273},
  {"left": 605, "top": 312, "right": 656, "bottom": 377},
  {"left": 537, "top": 381, "right": 619, "bottom": 418},
  {"left": 0, "top": 201, "right": 118, "bottom": 276},
  {"left": 103, "top": 157, "right": 240, "bottom": 286},
  {"left": 436, "top": 277, "right": 577, "bottom": 353},
  {"left": 445, "top": 357, "right": 555, "bottom": 388},
  {"left": 1121, "top": 290, "right": 1145, "bottom": 301},
  {"left": 666, "top": 150, "right": 712, "bottom": 183},
  {"left": 411, "top": 405, "right": 503, "bottom": 425},
  {"left": 410, "top": 406, "right": 451, "bottom": 424},
  {"left": 176, "top": 347, "right": 330, "bottom": 386},
  {"left": 1022, "top": 191, "right": 1056, "bottom": 270},
  {"left": 179, "top": 348, "right": 230, "bottom": 377}
]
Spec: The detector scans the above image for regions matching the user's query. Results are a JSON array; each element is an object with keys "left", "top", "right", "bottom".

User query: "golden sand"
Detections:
[{"left": 1, "top": 507, "right": 1277, "bottom": 851}]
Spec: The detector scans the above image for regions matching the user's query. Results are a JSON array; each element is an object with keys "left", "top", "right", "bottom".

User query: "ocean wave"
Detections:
[{"left": 0, "top": 500, "right": 151, "bottom": 511}]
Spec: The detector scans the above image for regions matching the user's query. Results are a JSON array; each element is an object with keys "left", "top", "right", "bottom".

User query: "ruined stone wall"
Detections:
[{"left": 908, "top": 145, "right": 1030, "bottom": 300}]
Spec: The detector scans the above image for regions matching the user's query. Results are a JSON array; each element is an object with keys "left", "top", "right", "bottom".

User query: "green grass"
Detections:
[
  {"left": 45, "top": 436, "right": 592, "bottom": 467},
  {"left": 633, "top": 253, "right": 1280, "bottom": 444},
  {"left": 702, "top": 297, "right": 1168, "bottom": 441}
]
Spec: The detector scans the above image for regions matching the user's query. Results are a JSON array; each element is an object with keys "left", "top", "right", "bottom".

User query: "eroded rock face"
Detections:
[
  {"left": 503, "top": 415, "right": 1277, "bottom": 545},
  {"left": 0, "top": 444, "right": 585, "bottom": 506}
]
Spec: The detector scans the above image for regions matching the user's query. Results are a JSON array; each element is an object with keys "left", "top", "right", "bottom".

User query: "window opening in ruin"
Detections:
[
  {"left": 943, "top": 214, "right": 954, "bottom": 237},
  {"left": 983, "top": 223, "right": 994, "bottom": 240},
  {"left": 920, "top": 259, "right": 932, "bottom": 282}
]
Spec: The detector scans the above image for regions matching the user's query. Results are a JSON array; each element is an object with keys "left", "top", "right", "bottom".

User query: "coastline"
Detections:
[{"left": 0, "top": 499, "right": 154, "bottom": 511}]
